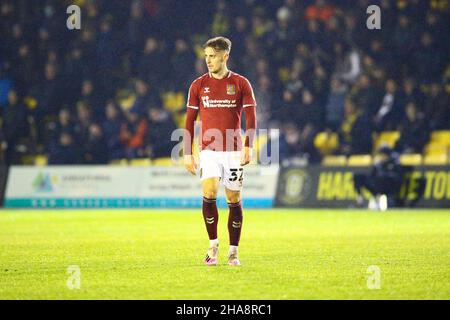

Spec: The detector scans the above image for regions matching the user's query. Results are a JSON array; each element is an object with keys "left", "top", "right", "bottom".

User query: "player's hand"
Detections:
[
  {"left": 184, "top": 154, "right": 197, "bottom": 175},
  {"left": 240, "top": 147, "right": 252, "bottom": 166}
]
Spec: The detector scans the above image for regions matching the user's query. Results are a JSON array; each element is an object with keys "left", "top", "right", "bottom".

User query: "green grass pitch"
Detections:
[{"left": 0, "top": 208, "right": 448, "bottom": 299}]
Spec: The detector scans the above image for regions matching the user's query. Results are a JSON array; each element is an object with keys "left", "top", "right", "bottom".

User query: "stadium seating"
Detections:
[
  {"left": 423, "top": 154, "right": 448, "bottom": 165},
  {"left": 253, "top": 133, "right": 268, "bottom": 164},
  {"left": 430, "top": 131, "right": 450, "bottom": 147},
  {"left": 322, "top": 155, "right": 347, "bottom": 166},
  {"left": 373, "top": 131, "right": 400, "bottom": 151},
  {"left": 130, "top": 158, "right": 152, "bottom": 166},
  {"left": 314, "top": 132, "right": 339, "bottom": 156},
  {"left": 152, "top": 157, "right": 174, "bottom": 166},
  {"left": 347, "top": 154, "right": 373, "bottom": 167},
  {"left": 109, "top": 159, "right": 129, "bottom": 166},
  {"left": 399, "top": 154, "right": 423, "bottom": 166},
  {"left": 34, "top": 155, "right": 48, "bottom": 166},
  {"left": 423, "top": 131, "right": 450, "bottom": 164},
  {"left": 425, "top": 143, "right": 448, "bottom": 156}
]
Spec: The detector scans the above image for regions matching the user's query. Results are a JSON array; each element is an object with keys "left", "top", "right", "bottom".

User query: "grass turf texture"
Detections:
[{"left": 0, "top": 209, "right": 448, "bottom": 299}]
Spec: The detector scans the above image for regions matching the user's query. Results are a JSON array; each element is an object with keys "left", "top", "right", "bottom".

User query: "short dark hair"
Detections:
[{"left": 203, "top": 36, "right": 232, "bottom": 53}]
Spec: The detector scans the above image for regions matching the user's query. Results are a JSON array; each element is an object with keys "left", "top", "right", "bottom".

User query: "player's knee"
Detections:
[
  {"left": 203, "top": 190, "right": 218, "bottom": 199},
  {"left": 227, "top": 192, "right": 241, "bottom": 204}
]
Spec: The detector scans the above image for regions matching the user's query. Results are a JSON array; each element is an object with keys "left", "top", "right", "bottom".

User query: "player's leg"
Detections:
[
  {"left": 222, "top": 151, "right": 244, "bottom": 266},
  {"left": 202, "top": 178, "right": 220, "bottom": 265},
  {"left": 354, "top": 174, "right": 377, "bottom": 207},
  {"left": 225, "top": 187, "right": 243, "bottom": 266},
  {"left": 202, "top": 177, "right": 220, "bottom": 243},
  {"left": 199, "top": 150, "right": 221, "bottom": 265}
]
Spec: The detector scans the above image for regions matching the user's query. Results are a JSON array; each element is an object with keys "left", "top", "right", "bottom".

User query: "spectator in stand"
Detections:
[
  {"left": 276, "top": 120, "right": 320, "bottom": 163},
  {"left": 298, "top": 122, "right": 321, "bottom": 163},
  {"left": 424, "top": 83, "right": 449, "bottom": 130},
  {"left": 96, "top": 15, "right": 122, "bottom": 99},
  {"left": 74, "top": 101, "right": 93, "bottom": 146},
  {"left": 373, "top": 79, "right": 402, "bottom": 131},
  {"left": 5, "top": 23, "right": 24, "bottom": 63},
  {"left": 102, "top": 100, "right": 125, "bottom": 160},
  {"left": 303, "top": 20, "right": 323, "bottom": 51},
  {"left": 171, "top": 38, "right": 196, "bottom": 90},
  {"left": 333, "top": 41, "right": 361, "bottom": 86},
  {"left": 79, "top": 79, "right": 102, "bottom": 121},
  {"left": 36, "top": 27, "right": 52, "bottom": 69},
  {"left": 305, "top": 0, "right": 335, "bottom": 23},
  {"left": 392, "top": 15, "right": 416, "bottom": 73},
  {"left": 229, "top": 16, "right": 249, "bottom": 70},
  {"left": 241, "top": 38, "right": 262, "bottom": 82},
  {"left": 48, "top": 132, "right": 82, "bottom": 164},
  {"left": 395, "top": 102, "right": 429, "bottom": 154},
  {"left": 120, "top": 109, "right": 148, "bottom": 159},
  {"left": 83, "top": 123, "right": 108, "bottom": 164},
  {"left": 32, "top": 63, "right": 62, "bottom": 120},
  {"left": 12, "top": 42, "right": 36, "bottom": 89},
  {"left": 367, "top": 39, "right": 396, "bottom": 78},
  {"left": 267, "top": 6, "right": 296, "bottom": 62},
  {"left": 130, "top": 79, "right": 160, "bottom": 115},
  {"left": 79, "top": 26, "right": 97, "bottom": 73},
  {"left": 2, "top": 89, "right": 29, "bottom": 164},
  {"left": 325, "top": 77, "right": 347, "bottom": 130},
  {"left": 48, "top": 108, "right": 75, "bottom": 153},
  {"left": 412, "top": 32, "right": 445, "bottom": 84},
  {"left": 278, "top": 122, "right": 302, "bottom": 160},
  {"left": 338, "top": 98, "right": 372, "bottom": 156},
  {"left": 146, "top": 107, "right": 177, "bottom": 159},
  {"left": 297, "top": 88, "right": 322, "bottom": 127},
  {"left": 138, "top": 37, "right": 168, "bottom": 90},
  {"left": 127, "top": 0, "right": 149, "bottom": 76},
  {"left": 0, "top": 2, "right": 16, "bottom": 49},
  {"left": 0, "top": 123, "right": 6, "bottom": 165},
  {"left": 253, "top": 75, "right": 272, "bottom": 130},
  {"left": 64, "top": 45, "right": 89, "bottom": 106},
  {"left": 278, "top": 89, "right": 297, "bottom": 123},
  {"left": 398, "top": 78, "right": 425, "bottom": 110},
  {"left": 0, "top": 64, "right": 13, "bottom": 112},
  {"left": 309, "top": 64, "right": 329, "bottom": 106},
  {"left": 285, "top": 59, "right": 306, "bottom": 98},
  {"left": 350, "top": 74, "right": 381, "bottom": 117}
]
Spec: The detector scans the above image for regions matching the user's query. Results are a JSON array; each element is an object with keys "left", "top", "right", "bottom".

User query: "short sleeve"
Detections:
[
  {"left": 241, "top": 77, "right": 257, "bottom": 108},
  {"left": 186, "top": 81, "right": 199, "bottom": 110}
]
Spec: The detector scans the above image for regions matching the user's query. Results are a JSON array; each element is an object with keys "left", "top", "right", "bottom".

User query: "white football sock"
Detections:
[
  {"left": 229, "top": 245, "right": 238, "bottom": 256},
  {"left": 210, "top": 239, "right": 219, "bottom": 247}
]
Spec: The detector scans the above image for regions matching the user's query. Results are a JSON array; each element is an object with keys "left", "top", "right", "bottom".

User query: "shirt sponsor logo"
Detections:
[{"left": 202, "top": 96, "right": 237, "bottom": 108}]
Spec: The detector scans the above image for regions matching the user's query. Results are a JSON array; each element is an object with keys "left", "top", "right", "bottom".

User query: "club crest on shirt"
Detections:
[{"left": 226, "top": 84, "right": 235, "bottom": 95}]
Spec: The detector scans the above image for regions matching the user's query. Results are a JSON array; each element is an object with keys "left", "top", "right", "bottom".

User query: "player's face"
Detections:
[{"left": 204, "top": 47, "right": 228, "bottom": 74}]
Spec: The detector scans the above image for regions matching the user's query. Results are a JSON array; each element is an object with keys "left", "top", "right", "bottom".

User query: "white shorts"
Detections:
[{"left": 199, "top": 150, "right": 243, "bottom": 191}]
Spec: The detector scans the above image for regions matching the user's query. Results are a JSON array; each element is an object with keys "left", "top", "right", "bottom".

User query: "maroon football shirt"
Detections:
[{"left": 186, "top": 71, "right": 257, "bottom": 152}]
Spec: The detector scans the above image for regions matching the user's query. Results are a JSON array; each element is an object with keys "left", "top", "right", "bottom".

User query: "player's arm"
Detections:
[
  {"left": 184, "top": 82, "right": 200, "bottom": 175},
  {"left": 241, "top": 106, "right": 256, "bottom": 166},
  {"left": 241, "top": 77, "right": 257, "bottom": 166}
]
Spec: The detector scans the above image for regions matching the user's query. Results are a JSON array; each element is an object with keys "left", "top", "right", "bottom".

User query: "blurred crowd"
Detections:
[{"left": 0, "top": 0, "right": 449, "bottom": 165}]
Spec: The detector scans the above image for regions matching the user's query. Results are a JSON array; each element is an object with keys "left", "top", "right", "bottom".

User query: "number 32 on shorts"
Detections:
[{"left": 229, "top": 168, "right": 243, "bottom": 183}]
